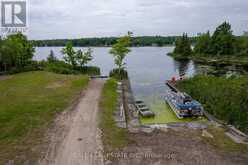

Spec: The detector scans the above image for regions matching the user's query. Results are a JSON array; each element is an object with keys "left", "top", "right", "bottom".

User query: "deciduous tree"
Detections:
[
  {"left": 76, "top": 48, "right": 93, "bottom": 67},
  {"left": 62, "top": 42, "right": 77, "bottom": 68},
  {"left": 110, "top": 33, "right": 131, "bottom": 73}
]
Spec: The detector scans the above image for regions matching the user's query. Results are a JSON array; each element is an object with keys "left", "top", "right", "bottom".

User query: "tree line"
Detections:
[
  {"left": 171, "top": 22, "right": 248, "bottom": 58},
  {"left": 33, "top": 36, "right": 185, "bottom": 47}
]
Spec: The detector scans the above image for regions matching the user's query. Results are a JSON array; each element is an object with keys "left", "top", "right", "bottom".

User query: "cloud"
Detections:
[{"left": 28, "top": 0, "right": 248, "bottom": 39}]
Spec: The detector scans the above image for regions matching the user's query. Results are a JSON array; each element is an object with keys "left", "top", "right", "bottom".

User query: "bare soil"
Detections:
[
  {"left": 107, "top": 129, "right": 248, "bottom": 165},
  {"left": 0, "top": 75, "right": 12, "bottom": 81},
  {"left": 45, "top": 80, "right": 66, "bottom": 89},
  {"left": 39, "top": 79, "right": 105, "bottom": 165}
]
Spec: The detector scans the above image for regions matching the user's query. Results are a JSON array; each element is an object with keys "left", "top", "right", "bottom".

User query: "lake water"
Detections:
[{"left": 34, "top": 47, "right": 195, "bottom": 101}]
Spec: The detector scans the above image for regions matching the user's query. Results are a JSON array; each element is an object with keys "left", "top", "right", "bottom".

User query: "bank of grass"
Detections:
[
  {"left": 99, "top": 79, "right": 129, "bottom": 151},
  {"left": 0, "top": 71, "right": 89, "bottom": 164}
]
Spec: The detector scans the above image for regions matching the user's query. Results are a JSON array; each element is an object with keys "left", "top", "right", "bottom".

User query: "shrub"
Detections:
[
  {"left": 8, "top": 61, "right": 44, "bottom": 74},
  {"left": 81, "top": 66, "right": 100, "bottom": 75},
  {"left": 109, "top": 68, "right": 128, "bottom": 80},
  {"left": 45, "top": 60, "right": 100, "bottom": 75},
  {"left": 45, "top": 61, "right": 79, "bottom": 75}
]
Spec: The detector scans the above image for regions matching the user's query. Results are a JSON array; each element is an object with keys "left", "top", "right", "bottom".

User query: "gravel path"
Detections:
[{"left": 40, "top": 79, "right": 105, "bottom": 165}]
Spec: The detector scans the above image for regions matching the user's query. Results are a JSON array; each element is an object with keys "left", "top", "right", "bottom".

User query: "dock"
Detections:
[
  {"left": 166, "top": 80, "right": 180, "bottom": 93},
  {"left": 90, "top": 75, "right": 108, "bottom": 79}
]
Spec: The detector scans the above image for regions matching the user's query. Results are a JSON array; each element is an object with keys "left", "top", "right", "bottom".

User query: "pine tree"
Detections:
[
  {"left": 47, "top": 50, "right": 57, "bottom": 63},
  {"left": 210, "top": 22, "right": 235, "bottom": 55},
  {"left": 194, "top": 31, "right": 211, "bottom": 55},
  {"left": 173, "top": 33, "right": 192, "bottom": 57}
]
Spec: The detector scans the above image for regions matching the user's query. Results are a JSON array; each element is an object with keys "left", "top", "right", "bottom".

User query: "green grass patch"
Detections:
[
  {"left": 99, "top": 79, "right": 129, "bottom": 151},
  {"left": 0, "top": 71, "right": 89, "bottom": 164},
  {"left": 140, "top": 100, "right": 206, "bottom": 125}
]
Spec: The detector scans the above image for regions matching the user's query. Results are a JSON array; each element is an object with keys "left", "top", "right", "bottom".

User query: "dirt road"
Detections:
[{"left": 40, "top": 79, "right": 105, "bottom": 165}]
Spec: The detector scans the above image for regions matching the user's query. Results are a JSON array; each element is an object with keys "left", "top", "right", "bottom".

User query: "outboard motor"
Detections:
[{"left": 182, "top": 93, "right": 192, "bottom": 103}]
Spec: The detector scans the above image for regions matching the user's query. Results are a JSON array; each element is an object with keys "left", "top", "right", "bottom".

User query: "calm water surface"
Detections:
[{"left": 34, "top": 47, "right": 196, "bottom": 104}]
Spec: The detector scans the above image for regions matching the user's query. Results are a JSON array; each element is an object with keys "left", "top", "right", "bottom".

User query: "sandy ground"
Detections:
[{"left": 39, "top": 79, "right": 105, "bottom": 165}]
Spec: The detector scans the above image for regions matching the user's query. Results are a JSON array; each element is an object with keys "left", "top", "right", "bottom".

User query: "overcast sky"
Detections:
[{"left": 28, "top": 0, "right": 248, "bottom": 40}]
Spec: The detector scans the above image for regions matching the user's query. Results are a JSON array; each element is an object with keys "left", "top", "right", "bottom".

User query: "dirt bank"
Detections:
[{"left": 108, "top": 129, "right": 248, "bottom": 165}]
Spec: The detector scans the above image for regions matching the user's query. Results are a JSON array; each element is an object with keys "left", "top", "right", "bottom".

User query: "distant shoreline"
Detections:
[{"left": 34, "top": 45, "right": 175, "bottom": 48}]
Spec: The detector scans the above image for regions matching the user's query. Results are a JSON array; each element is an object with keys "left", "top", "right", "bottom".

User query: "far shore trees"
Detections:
[
  {"left": 109, "top": 33, "right": 131, "bottom": 75},
  {"left": 33, "top": 36, "right": 181, "bottom": 47}
]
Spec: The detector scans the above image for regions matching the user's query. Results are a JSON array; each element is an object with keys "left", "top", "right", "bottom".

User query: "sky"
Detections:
[{"left": 28, "top": 0, "right": 248, "bottom": 40}]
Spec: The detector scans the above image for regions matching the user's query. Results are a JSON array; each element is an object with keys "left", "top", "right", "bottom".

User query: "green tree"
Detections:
[
  {"left": 109, "top": 33, "right": 131, "bottom": 73},
  {"left": 76, "top": 48, "right": 93, "bottom": 67},
  {"left": 210, "top": 22, "right": 235, "bottom": 55},
  {"left": 47, "top": 50, "right": 57, "bottom": 63},
  {"left": 0, "top": 32, "right": 35, "bottom": 71},
  {"left": 237, "top": 36, "right": 248, "bottom": 56},
  {"left": 194, "top": 31, "right": 211, "bottom": 55},
  {"left": 61, "top": 42, "right": 77, "bottom": 68},
  {"left": 173, "top": 33, "right": 192, "bottom": 56}
]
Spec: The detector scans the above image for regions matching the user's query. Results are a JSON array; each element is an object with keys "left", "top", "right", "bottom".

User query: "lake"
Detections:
[{"left": 34, "top": 47, "right": 205, "bottom": 124}]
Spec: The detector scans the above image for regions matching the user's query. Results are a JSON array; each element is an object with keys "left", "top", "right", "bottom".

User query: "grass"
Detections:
[
  {"left": 99, "top": 79, "right": 129, "bottom": 151},
  {"left": 0, "top": 71, "right": 89, "bottom": 164},
  {"left": 140, "top": 100, "right": 206, "bottom": 125}
]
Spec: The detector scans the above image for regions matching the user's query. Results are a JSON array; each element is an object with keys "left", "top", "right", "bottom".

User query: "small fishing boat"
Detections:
[
  {"left": 165, "top": 79, "right": 204, "bottom": 119},
  {"left": 135, "top": 100, "right": 155, "bottom": 118}
]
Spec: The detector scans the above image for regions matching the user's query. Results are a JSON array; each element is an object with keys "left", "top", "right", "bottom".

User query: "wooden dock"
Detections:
[{"left": 166, "top": 80, "right": 180, "bottom": 93}]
